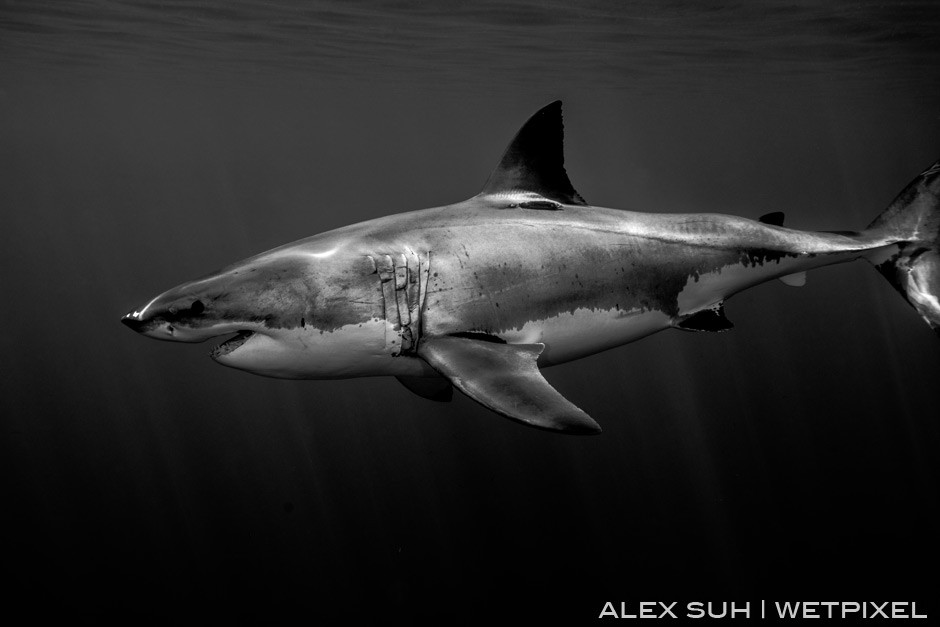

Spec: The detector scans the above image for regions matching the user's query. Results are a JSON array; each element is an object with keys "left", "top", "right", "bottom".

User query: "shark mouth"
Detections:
[{"left": 211, "top": 331, "right": 255, "bottom": 359}]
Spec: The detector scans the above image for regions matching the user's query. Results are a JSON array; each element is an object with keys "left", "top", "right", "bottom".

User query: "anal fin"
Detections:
[
  {"left": 416, "top": 336, "right": 601, "bottom": 434},
  {"left": 676, "top": 304, "right": 734, "bottom": 332},
  {"left": 778, "top": 271, "right": 807, "bottom": 287}
]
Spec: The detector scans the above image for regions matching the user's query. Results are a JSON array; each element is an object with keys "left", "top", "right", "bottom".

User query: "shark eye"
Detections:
[{"left": 190, "top": 300, "right": 205, "bottom": 314}]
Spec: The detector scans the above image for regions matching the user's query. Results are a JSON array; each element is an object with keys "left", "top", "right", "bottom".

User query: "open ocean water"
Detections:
[{"left": 2, "top": 1, "right": 939, "bottom": 623}]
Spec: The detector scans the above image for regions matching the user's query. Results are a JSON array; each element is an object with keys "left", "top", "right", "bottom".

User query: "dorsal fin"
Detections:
[{"left": 477, "top": 101, "right": 587, "bottom": 206}]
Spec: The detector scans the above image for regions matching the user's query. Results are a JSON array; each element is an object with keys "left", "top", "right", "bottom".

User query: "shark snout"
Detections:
[
  {"left": 120, "top": 303, "right": 207, "bottom": 342},
  {"left": 121, "top": 307, "right": 181, "bottom": 340},
  {"left": 121, "top": 279, "right": 219, "bottom": 341},
  {"left": 121, "top": 311, "right": 147, "bottom": 332},
  {"left": 121, "top": 296, "right": 257, "bottom": 344}
]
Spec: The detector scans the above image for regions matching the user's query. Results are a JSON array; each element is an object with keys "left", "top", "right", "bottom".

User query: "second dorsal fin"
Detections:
[
  {"left": 477, "top": 101, "right": 587, "bottom": 206},
  {"left": 759, "top": 211, "right": 785, "bottom": 226}
]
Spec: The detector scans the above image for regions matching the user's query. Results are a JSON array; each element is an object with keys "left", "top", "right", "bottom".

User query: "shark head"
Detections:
[
  {"left": 122, "top": 252, "right": 322, "bottom": 375},
  {"left": 121, "top": 242, "right": 407, "bottom": 380}
]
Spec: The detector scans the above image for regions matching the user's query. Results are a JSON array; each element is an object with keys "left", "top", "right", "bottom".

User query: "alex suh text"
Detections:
[{"left": 598, "top": 601, "right": 927, "bottom": 619}]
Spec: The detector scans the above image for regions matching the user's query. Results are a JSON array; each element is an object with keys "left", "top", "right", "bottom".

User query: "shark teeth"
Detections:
[{"left": 211, "top": 331, "right": 254, "bottom": 358}]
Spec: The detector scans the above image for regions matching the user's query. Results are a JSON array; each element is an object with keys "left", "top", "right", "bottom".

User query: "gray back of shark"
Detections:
[{"left": 123, "top": 101, "right": 940, "bottom": 435}]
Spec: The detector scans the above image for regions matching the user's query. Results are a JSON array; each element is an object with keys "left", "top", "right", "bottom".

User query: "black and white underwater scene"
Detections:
[{"left": 3, "top": 1, "right": 939, "bottom": 623}]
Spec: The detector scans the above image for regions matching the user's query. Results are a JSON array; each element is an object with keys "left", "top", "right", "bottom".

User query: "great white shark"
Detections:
[{"left": 123, "top": 101, "right": 940, "bottom": 434}]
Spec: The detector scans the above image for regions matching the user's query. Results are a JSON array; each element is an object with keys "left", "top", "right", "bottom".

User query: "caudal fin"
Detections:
[{"left": 866, "top": 158, "right": 940, "bottom": 335}]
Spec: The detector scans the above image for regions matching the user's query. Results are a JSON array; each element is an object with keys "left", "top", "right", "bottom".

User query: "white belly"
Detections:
[
  {"left": 217, "top": 318, "right": 437, "bottom": 379},
  {"left": 500, "top": 306, "right": 672, "bottom": 366}
]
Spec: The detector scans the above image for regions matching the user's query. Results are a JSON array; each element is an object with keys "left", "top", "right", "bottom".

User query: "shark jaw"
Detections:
[
  {"left": 208, "top": 330, "right": 310, "bottom": 378},
  {"left": 120, "top": 307, "right": 273, "bottom": 365},
  {"left": 210, "top": 330, "right": 256, "bottom": 360},
  {"left": 119, "top": 312, "right": 311, "bottom": 377}
]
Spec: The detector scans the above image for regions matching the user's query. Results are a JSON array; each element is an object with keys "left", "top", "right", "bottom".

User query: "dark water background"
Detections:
[{"left": 2, "top": 1, "right": 939, "bottom": 622}]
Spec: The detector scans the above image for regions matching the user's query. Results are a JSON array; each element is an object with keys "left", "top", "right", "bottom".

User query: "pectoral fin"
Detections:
[{"left": 416, "top": 336, "right": 601, "bottom": 434}]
